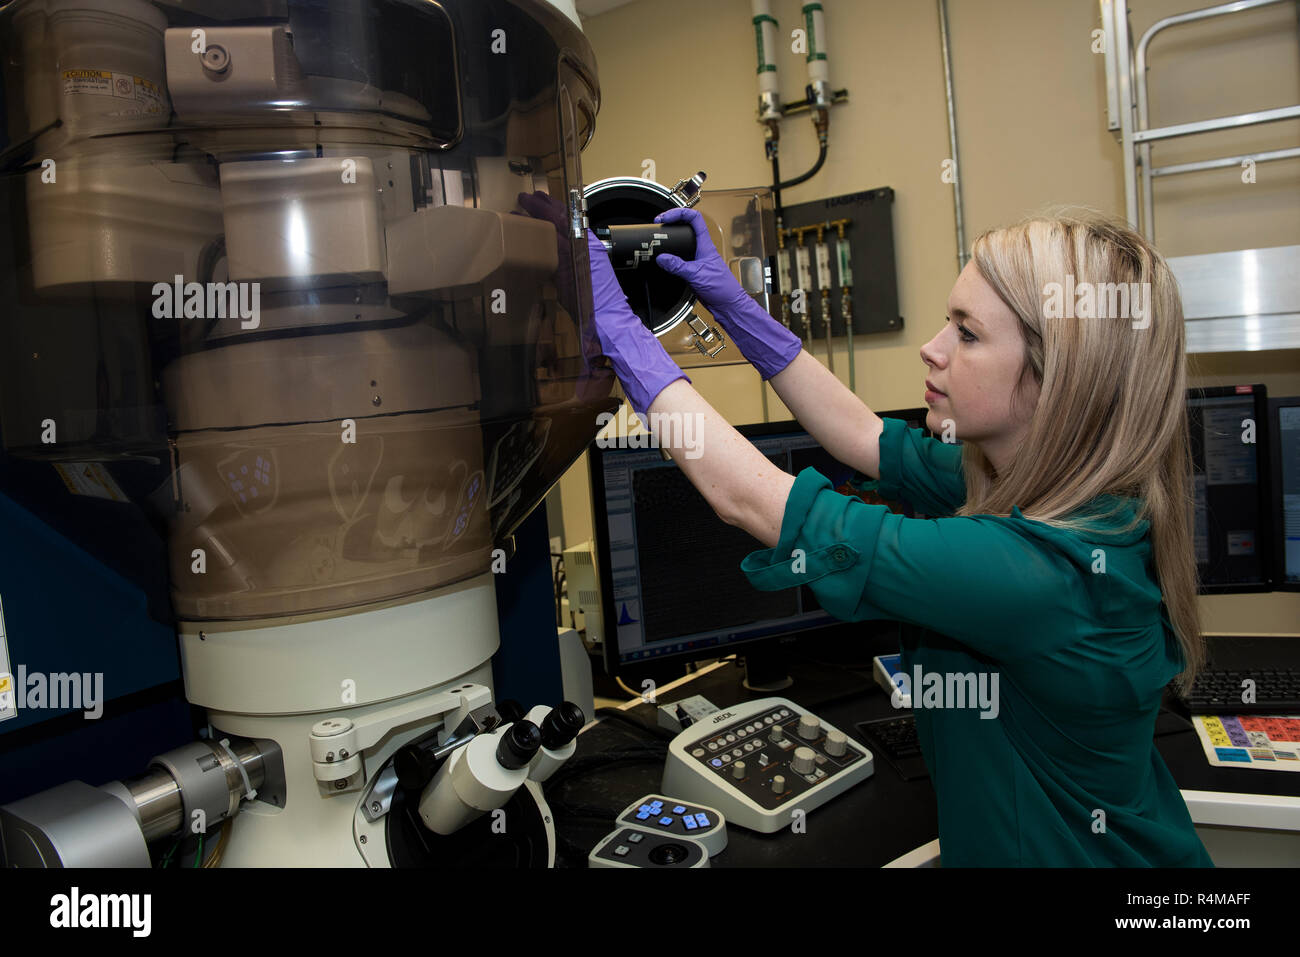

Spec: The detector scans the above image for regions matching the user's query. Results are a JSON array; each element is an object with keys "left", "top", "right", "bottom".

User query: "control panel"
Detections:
[
  {"left": 588, "top": 826, "right": 709, "bottom": 868},
  {"left": 661, "top": 696, "right": 873, "bottom": 833},
  {"left": 614, "top": 794, "right": 727, "bottom": 857}
]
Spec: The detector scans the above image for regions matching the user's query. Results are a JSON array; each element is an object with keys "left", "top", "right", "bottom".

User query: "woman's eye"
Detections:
[{"left": 947, "top": 316, "right": 976, "bottom": 342}]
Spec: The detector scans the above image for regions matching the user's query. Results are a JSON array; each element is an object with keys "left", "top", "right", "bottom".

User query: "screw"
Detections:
[
  {"left": 370, "top": 802, "right": 381, "bottom": 814},
  {"left": 360, "top": 834, "right": 367, "bottom": 844},
  {"left": 335, "top": 780, "right": 347, "bottom": 790}
]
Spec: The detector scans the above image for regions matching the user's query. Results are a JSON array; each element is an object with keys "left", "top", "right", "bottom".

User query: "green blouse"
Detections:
[{"left": 741, "top": 417, "right": 1214, "bottom": 867}]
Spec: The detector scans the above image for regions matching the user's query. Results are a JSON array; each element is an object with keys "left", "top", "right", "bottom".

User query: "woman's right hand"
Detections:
[
  {"left": 651, "top": 206, "right": 749, "bottom": 312},
  {"left": 653, "top": 206, "right": 802, "bottom": 382}
]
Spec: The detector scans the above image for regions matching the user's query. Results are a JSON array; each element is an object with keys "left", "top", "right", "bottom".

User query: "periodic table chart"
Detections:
[{"left": 1193, "top": 714, "right": 1300, "bottom": 771}]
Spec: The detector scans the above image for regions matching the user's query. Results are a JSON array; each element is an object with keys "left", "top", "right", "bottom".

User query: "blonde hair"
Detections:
[{"left": 961, "top": 208, "right": 1203, "bottom": 691}]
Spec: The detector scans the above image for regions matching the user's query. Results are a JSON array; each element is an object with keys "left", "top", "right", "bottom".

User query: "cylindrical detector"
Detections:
[
  {"left": 803, "top": 2, "right": 829, "bottom": 86},
  {"left": 417, "top": 730, "right": 529, "bottom": 835},
  {"left": 596, "top": 223, "right": 695, "bottom": 270},
  {"left": 752, "top": 0, "right": 780, "bottom": 99}
]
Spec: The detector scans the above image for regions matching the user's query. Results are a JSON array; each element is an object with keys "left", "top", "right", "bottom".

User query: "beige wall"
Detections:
[{"left": 552, "top": 0, "right": 1300, "bottom": 634}]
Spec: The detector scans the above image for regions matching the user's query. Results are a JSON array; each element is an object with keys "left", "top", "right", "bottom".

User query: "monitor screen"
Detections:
[
  {"left": 590, "top": 410, "right": 937, "bottom": 673},
  {"left": 1269, "top": 396, "right": 1300, "bottom": 590},
  {"left": 1186, "top": 385, "right": 1271, "bottom": 592}
]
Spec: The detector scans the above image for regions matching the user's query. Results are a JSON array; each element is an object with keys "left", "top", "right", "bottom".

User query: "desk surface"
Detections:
[{"left": 546, "top": 651, "right": 1300, "bottom": 867}]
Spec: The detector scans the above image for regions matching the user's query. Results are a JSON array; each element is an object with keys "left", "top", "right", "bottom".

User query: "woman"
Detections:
[{"left": 585, "top": 203, "right": 1213, "bottom": 867}]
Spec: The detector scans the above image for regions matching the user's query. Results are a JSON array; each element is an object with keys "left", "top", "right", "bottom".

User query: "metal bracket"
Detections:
[
  {"left": 687, "top": 314, "right": 726, "bottom": 358},
  {"left": 668, "top": 171, "right": 707, "bottom": 208}
]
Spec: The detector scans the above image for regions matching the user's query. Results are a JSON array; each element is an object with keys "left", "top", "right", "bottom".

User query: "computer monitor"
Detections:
[
  {"left": 589, "top": 409, "right": 938, "bottom": 675},
  {"left": 1268, "top": 396, "right": 1299, "bottom": 591},
  {"left": 1186, "top": 385, "right": 1272, "bottom": 593}
]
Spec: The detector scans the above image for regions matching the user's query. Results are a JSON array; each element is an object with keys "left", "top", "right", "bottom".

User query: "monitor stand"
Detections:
[{"left": 741, "top": 645, "right": 793, "bottom": 693}]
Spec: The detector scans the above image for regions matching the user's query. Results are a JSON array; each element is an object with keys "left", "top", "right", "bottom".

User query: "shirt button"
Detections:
[{"left": 830, "top": 546, "right": 849, "bottom": 564}]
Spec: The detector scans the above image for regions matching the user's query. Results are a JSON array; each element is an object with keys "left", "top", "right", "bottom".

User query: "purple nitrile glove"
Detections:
[
  {"left": 652, "top": 206, "right": 802, "bottom": 381},
  {"left": 586, "top": 228, "right": 690, "bottom": 417},
  {"left": 516, "top": 191, "right": 613, "bottom": 404}
]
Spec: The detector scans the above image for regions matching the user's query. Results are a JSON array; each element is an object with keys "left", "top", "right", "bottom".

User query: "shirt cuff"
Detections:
[{"left": 739, "top": 466, "right": 890, "bottom": 621}]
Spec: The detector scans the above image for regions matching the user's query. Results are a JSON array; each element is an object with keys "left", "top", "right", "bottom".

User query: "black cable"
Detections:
[
  {"left": 591, "top": 706, "right": 677, "bottom": 741},
  {"left": 778, "top": 142, "right": 828, "bottom": 191}
]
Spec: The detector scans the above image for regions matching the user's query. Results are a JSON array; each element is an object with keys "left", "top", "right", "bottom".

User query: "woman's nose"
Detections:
[{"left": 920, "top": 333, "right": 944, "bottom": 369}]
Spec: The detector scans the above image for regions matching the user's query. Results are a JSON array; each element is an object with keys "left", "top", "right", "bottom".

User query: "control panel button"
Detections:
[
  {"left": 733, "top": 760, "right": 746, "bottom": 779},
  {"left": 692, "top": 747, "right": 706, "bottom": 758},
  {"left": 798, "top": 714, "right": 821, "bottom": 740},
  {"left": 825, "top": 729, "right": 848, "bottom": 757},
  {"left": 770, "top": 725, "right": 786, "bottom": 743},
  {"left": 627, "top": 832, "right": 645, "bottom": 844},
  {"left": 614, "top": 844, "right": 630, "bottom": 856},
  {"left": 772, "top": 774, "right": 786, "bottom": 794}
]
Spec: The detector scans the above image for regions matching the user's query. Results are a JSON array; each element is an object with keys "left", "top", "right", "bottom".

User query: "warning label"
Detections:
[
  {"left": 62, "top": 68, "right": 164, "bottom": 115},
  {"left": 53, "top": 462, "right": 129, "bottom": 502}
]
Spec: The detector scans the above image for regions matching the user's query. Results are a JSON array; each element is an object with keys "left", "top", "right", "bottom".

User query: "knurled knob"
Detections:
[
  {"left": 825, "top": 729, "right": 848, "bottom": 757},
  {"left": 798, "top": 714, "right": 821, "bottom": 740},
  {"left": 791, "top": 746, "right": 816, "bottom": 775},
  {"left": 733, "top": 760, "right": 746, "bottom": 779},
  {"left": 772, "top": 774, "right": 786, "bottom": 794},
  {"left": 770, "top": 724, "right": 785, "bottom": 743}
]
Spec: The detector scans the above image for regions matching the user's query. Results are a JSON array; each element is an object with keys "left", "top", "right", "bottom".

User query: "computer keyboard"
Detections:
[
  {"left": 1177, "top": 668, "right": 1300, "bottom": 715},
  {"left": 854, "top": 714, "right": 929, "bottom": 781}
]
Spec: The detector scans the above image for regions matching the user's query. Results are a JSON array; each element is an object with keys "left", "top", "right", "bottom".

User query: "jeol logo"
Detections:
[
  {"left": 1042, "top": 274, "right": 1151, "bottom": 329},
  {"left": 152, "top": 275, "right": 260, "bottom": 329},
  {"left": 50, "top": 887, "right": 151, "bottom": 937},
  {"left": 4, "top": 665, "right": 103, "bottom": 719}
]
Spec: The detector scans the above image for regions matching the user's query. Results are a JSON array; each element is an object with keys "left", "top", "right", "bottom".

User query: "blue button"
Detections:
[
  {"left": 638, "top": 805, "right": 652, "bottom": 814},
  {"left": 684, "top": 818, "right": 698, "bottom": 830},
  {"left": 659, "top": 816, "right": 673, "bottom": 827},
  {"left": 636, "top": 811, "right": 650, "bottom": 820},
  {"left": 649, "top": 801, "right": 663, "bottom": 810},
  {"left": 695, "top": 814, "right": 710, "bottom": 827},
  {"left": 710, "top": 758, "right": 722, "bottom": 767},
  {"left": 672, "top": 805, "right": 686, "bottom": 814}
]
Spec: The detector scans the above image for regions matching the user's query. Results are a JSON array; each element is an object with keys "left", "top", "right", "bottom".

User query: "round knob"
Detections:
[
  {"left": 770, "top": 724, "right": 785, "bottom": 743},
  {"left": 732, "top": 760, "right": 746, "bottom": 780},
  {"left": 798, "top": 715, "right": 821, "bottom": 740},
  {"left": 825, "top": 729, "right": 848, "bottom": 757},
  {"left": 495, "top": 721, "right": 541, "bottom": 770},
  {"left": 791, "top": 746, "right": 817, "bottom": 775},
  {"left": 772, "top": 774, "right": 786, "bottom": 794}
]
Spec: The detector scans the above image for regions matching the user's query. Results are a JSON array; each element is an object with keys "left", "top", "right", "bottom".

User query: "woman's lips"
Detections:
[{"left": 925, "top": 380, "right": 946, "bottom": 401}]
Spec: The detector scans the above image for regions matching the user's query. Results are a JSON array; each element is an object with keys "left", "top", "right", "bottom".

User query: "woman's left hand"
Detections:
[{"left": 585, "top": 229, "right": 689, "bottom": 416}]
